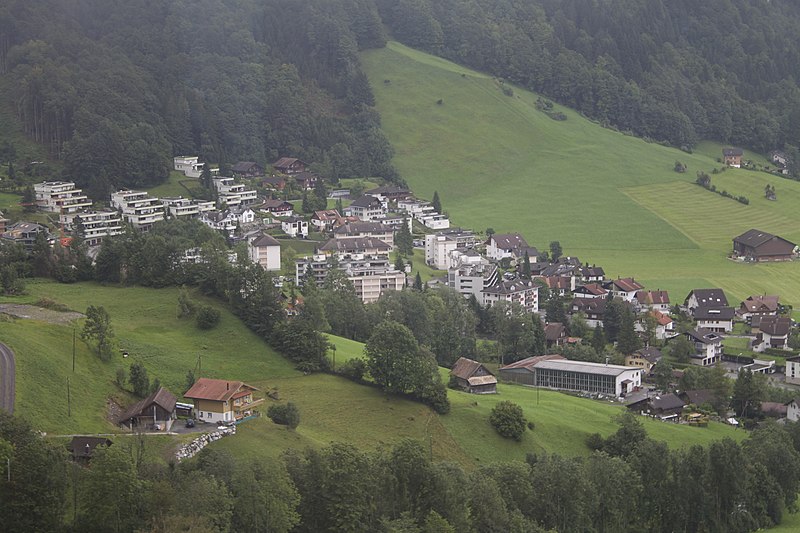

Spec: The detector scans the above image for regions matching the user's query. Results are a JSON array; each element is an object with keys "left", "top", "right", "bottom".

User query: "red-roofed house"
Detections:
[
  {"left": 608, "top": 278, "right": 644, "bottom": 302},
  {"left": 184, "top": 378, "right": 264, "bottom": 424},
  {"left": 634, "top": 290, "right": 670, "bottom": 312}
]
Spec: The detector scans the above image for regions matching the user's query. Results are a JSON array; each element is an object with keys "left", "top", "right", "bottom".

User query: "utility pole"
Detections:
[
  {"left": 332, "top": 345, "right": 337, "bottom": 371},
  {"left": 72, "top": 328, "right": 76, "bottom": 372},
  {"left": 67, "top": 378, "right": 71, "bottom": 417}
]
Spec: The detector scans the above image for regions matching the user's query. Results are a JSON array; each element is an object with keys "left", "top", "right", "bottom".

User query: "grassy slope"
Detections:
[
  {"left": 362, "top": 42, "right": 800, "bottom": 306},
  {"left": 1, "top": 280, "right": 298, "bottom": 433}
]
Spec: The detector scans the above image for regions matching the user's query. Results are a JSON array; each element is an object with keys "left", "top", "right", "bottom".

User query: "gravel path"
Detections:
[
  {"left": 0, "top": 303, "right": 84, "bottom": 325},
  {"left": 0, "top": 342, "right": 15, "bottom": 414}
]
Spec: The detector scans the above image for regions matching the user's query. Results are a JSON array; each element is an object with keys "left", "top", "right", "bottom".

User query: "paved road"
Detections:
[{"left": 0, "top": 342, "right": 15, "bottom": 414}]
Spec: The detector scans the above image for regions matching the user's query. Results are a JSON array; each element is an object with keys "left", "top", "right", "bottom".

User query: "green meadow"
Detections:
[{"left": 362, "top": 42, "right": 800, "bottom": 306}]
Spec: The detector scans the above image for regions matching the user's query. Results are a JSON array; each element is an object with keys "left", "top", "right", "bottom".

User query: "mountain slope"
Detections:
[{"left": 363, "top": 41, "right": 800, "bottom": 306}]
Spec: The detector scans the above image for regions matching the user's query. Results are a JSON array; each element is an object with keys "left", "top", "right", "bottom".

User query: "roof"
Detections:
[
  {"left": 693, "top": 306, "right": 735, "bottom": 321},
  {"left": 534, "top": 359, "right": 640, "bottom": 377},
  {"left": 184, "top": 378, "right": 257, "bottom": 402},
  {"left": 450, "top": 357, "right": 495, "bottom": 380},
  {"left": 741, "top": 295, "right": 779, "bottom": 313},
  {"left": 117, "top": 387, "right": 177, "bottom": 423},
  {"left": 318, "top": 237, "right": 391, "bottom": 252},
  {"left": 544, "top": 276, "right": 571, "bottom": 290},
  {"left": 651, "top": 310, "right": 673, "bottom": 326},
  {"left": 685, "top": 329, "right": 723, "bottom": 344},
  {"left": 685, "top": 288, "right": 728, "bottom": 307},
  {"left": 733, "top": 229, "right": 796, "bottom": 255},
  {"left": 634, "top": 346, "right": 662, "bottom": 364},
  {"left": 612, "top": 277, "right": 644, "bottom": 292},
  {"left": 467, "top": 375, "right": 498, "bottom": 386},
  {"left": 544, "top": 322, "right": 565, "bottom": 342},
  {"left": 499, "top": 354, "right": 565, "bottom": 371},
  {"left": 635, "top": 290, "right": 669, "bottom": 305},
  {"left": 575, "top": 283, "right": 606, "bottom": 296},
  {"left": 333, "top": 221, "right": 388, "bottom": 235},
  {"left": 571, "top": 297, "right": 606, "bottom": 314},
  {"left": 650, "top": 393, "right": 685, "bottom": 411},
  {"left": 251, "top": 233, "right": 280, "bottom": 247},
  {"left": 681, "top": 389, "right": 715, "bottom": 406},
  {"left": 262, "top": 199, "right": 293, "bottom": 210},
  {"left": 313, "top": 209, "right": 342, "bottom": 221},
  {"left": 349, "top": 195, "right": 383, "bottom": 208},
  {"left": 489, "top": 233, "right": 529, "bottom": 250},
  {"left": 69, "top": 436, "right": 112, "bottom": 457},
  {"left": 761, "top": 401, "right": 788, "bottom": 417},
  {"left": 483, "top": 279, "right": 536, "bottom": 295},
  {"left": 581, "top": 266, "right": 605, "bottom": 277},
  {"left": 231, "top": 161, "right": 261, "bottom": 172},
  {"left": 723, "top": 148, "right": 743, "bottom": 156},
  {"left": 273, "top": 157, "right": 306, "bottom": 168},
  {"left": 759, "top": 316, "right": 791, "bottom": 336},
  {"left": 365, "top": 185, "right": 410, "bottom": 195}
]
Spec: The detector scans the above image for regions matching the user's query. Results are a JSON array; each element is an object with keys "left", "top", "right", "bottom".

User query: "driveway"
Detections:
[{"left": 0, "top": 342, "right": 15, "bottom": 414}]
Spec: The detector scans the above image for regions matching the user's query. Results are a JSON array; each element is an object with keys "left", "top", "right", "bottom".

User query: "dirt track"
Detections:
[{"left": 0, "top": 303, "right": 84, "bottom": 325}]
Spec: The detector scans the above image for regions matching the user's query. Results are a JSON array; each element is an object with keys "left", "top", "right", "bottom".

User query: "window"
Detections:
[
  {"left": 208, "top": 412, "right": 212, "bottom": 418},
  {"left": 199, "top": 412, "right": 204, "bottom": 418}
]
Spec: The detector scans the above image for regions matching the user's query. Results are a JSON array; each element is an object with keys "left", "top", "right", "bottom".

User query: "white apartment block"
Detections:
[
  {"left": 295, "top": 254, "right": 405, "bottom": 303},
  {"left": 482, "top": 279, "right": 539, "bottom": 313},
  {"left": 425, "top": 229, "right": 477, "bottom": 269},
  {"left": 161, "top": 197, "right": 215, "bottom": 219},
  {"left": 173, "top": 156, "right": 204, "bottom": 178},
  {"left": 34, "top": 181, "right": 92, "bottom": 214},
  {"left": 448, "top": 255, "right": 498, "bottom": 301},
  {"left": 111, "top": 190, "right": 165, "bottom": 231},
  {"left": 63, "top": 210, "right": 124, "bottom": 246},
  {"left": 214, "top": 177, "right": 258, "bottom": 207}
]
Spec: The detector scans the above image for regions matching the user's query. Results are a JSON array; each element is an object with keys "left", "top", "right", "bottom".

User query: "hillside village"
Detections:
[{"left": 3, "top": 147, "right": 800, "bottom": 433}]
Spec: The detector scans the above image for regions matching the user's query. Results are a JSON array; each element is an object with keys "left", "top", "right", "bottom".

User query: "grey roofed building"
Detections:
[
  {"left": 117, "top": 386, "right": 178, "bottom": 431},
  {"left": 684, "top": 288, "right": 729, "bottom": 309},
  {"left": 449, "top": 357, "right": 497, "bottom": 394},
  {"left": 349, "top": 195, "right": 383, "bottom": 208},
  {"left": 333, "top": 221, "right": 387, "bottom": 235},
  {"left": 733, "top": 229, "right": 796, "bottom": 261},
  {"left": 534, "top": 359, "right": 638, "bottom": 377},
  {"left": 250, "top": 233, "right": 280, "bottom": 247},
  {"left": 693, "top": 306, "right": 735, "bottom": 321},
  {"left": 318, "top": 236, "right": 391, "bottom": 253},
  {"left": 489, "top": 232, "right": 529, "bottom": 250}
]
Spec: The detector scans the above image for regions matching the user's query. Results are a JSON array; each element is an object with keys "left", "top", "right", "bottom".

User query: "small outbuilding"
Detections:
[
  {"left": 69, "top": 436, "right": 112, "bottom": 463},
  {"left": 450, "top": 357, "right": 498, "bottom": 394},
  {"left": 117, "top": 386, "right": 178, "bottom": 431}
]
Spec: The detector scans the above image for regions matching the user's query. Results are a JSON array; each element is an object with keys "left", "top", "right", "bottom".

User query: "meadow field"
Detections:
[{"left": 362, "top": 42, "right": 800, "bottom": 306}]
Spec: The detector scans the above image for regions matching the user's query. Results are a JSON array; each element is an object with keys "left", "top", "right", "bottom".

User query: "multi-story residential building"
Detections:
[
  {"left": 333, "top": 221, "right": 394, "bottom": 247},
  {"left": 213, "top": 177, "right": 258, "bottom": 207},
  {"left": 424, "top": 229, "right": 477, "bottom": 269},
  {"left": 295, "top": 254, "right": 404, "bottom": 303},
  {"left": 173, "top": 156, "right": 204, "bottom": 178},
  {"left": 161, "top": 197, "right": 215, "bottom": 219},
  {"left": 344, "top": 195, "right": 384, "bottom": 221},
  {"left": 69, "top": 210, "right": 125, "bottom": 246},
  {"left": 318, "top": 237, "right": 391, "bottom": 258},
  {"left": 1, "top": 221, "right": 51, "bottom": 250},
  {"left": 111, "top": 190, "right": 165, "bottom": 231},
  {"left": 248, "top": 234, "right": 281, "bottom": 271},
  {"left": 34, "top": 181, "right": 92, "bottom": 214},
  {"left": 685, "top": 329, "right": 723, "bottom": 367},
  {"left": 448, "top": 254, "right": 498, "bottom": 301},
  {"left": 482, "top": 278, "right": 539, "bottom": 313}
]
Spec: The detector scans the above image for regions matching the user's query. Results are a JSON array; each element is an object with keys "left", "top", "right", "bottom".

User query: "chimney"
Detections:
[{"left": 226, "top": 382, "right": 229, "bottom": 390}]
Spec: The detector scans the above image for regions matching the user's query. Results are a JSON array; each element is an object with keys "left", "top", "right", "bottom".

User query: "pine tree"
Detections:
[
  {"left": 432, "top": 190, "right": 442, "bottom": 213},
  {"left": 522, "top": 251, "right": 532, "bottom": 278},
  {"left": 591, "top": 325, "right": 606, "bottom": 355},
  {"left": 413, "top": 272, "right": 423, "bottom": 291},
  {"left": 22, "top": 185, "right": 35, "bottom": 211},
  {"left": 616, "top": 308, "right": 641, "bottom": 355},
  {"left": 395, "top": 219, "right": 414, "bottom": 256},
  {"left": 394, "top": 255, "right": 405, "bottom": 272}
]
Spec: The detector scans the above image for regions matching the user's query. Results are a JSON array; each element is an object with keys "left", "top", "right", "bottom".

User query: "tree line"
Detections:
[
  {"left": 4, "top": 410, "right": 800, "bottom": 532},
  {"left": 0, "top": 0, "right": 397, "bottom": 198}
]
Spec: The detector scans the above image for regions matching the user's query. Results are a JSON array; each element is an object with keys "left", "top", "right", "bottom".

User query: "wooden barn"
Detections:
[
  {"left": 117, "top": 386, "right": 177, "bottom": 431},
  {"left": 449, "top": 357, "right": 497, "bottom": 394}
]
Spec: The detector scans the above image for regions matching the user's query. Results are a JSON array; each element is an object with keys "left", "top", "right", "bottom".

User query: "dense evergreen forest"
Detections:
[
  {"left": 4, "top": 0, "right": 800, "bottom": 193},
  {"left": 379, "top": 0, "right": 800, "bottom": 154},
  {"left": 0, "top": 0, "right": 395, "bottom": 198}
]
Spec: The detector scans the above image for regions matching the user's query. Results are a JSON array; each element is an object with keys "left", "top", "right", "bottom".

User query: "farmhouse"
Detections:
[
  {"left": 261, "top": 176, "right": 287, "bottom": 190},
  {"left": 248, "top": 233, "right": 281, "bottom": 271},
  {"left": 272, "top": 157, "right": 307, "bottom": 175},
  {"left": 624, "top": 346, "right": 662, "bottom": 373},
  {"left": 261, "top": 199, "right": 294, "bottom": 217},
  {"left": 184, "top": 378, "right": 263, "bottom": 424},
  {"left": 498, "top": 354, "right": 565, "bottom": 385},
  {"left": 752, "top": 316, "right": 791, "bottom": 352},
  {"left": 293, "top": 172, "right": 319, "bottom": 191},
  {"left": 117, "top": 387, "right": 177, "bottom": 431},
  {"left": 739, "top": 295, "right": 780, "bottom": 323},
  {"left": 231, "top": 161, "right": 264, "bottom": 178},
  {"left": 723, "top": 147, "right": 743, "bottom": 167},
  {"left": 732, "top": 229, "right": 796, "bottom": 262},
  {"left": 533, "top": 359, "right": 642, "bottom": 397},
  {"left": 449, "top": 357, "right": 497, "bottom": 394}
]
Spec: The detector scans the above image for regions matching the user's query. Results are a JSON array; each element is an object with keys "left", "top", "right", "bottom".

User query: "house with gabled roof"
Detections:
[
  {"left": 231, "top": 161, "right": 264, "bottom": 178},
  {"left": 739, "top": 295, "right": 780, "bottom": 324},
  {"left": 449, "top": 357, "right": 497, "bottom": 394},
  {"left": 272, "top": 157, "right": 307, "bottom": 175},
  {"left": 684, "top": 289, "right": 728, "bottom": 313},
  {"left": 723, "top": 147, "right": 743, "bottom": 167},
  {"left": 486, "top": 233, "right": 530, "bottom": 261},
  {"left": 580, "top": 265, "right": 605, "bottom": 282},
  {"left": 184, "top": 378, "right": 264, "bottom": 424},
  {"left": 693, "top": 306, "right": 735, "bottom": 333},
  {"left": 625, "top": 346, "right": 662, "bottom": 374},
  {"left": 117, "top": 387, "right": 177, "bottom": 431},
  {"left": 311, "top": 209, "right": 344, "bottom": 232},
  {"left": 261, "top": 176, "right": 287, "bottom": 191},
  {"left": 570, "top": 297, "right": 606, "bottom": 328},
  {"left": 733, "top": 229, "right": 796, "bottom": 262},
  {"left": 752, "top": 316, "right": 791, "bottom": 352},
  {"left": 248, "top": 233, "right": 281, "bottom": 271},
  {"left": 607, "top": 277, "right": 644, "bottom": 302},
  {"left": 635, "top": 310, "right": 675, "bottom": 340},
  {"left": 542, "top": 275, "right": 574, "bottom": 297},
  {"left": 293, "top": 171, "right": 319, "bottom": 191},
  {"left": 627, "top": 393, "right": 684, "bottom": 419},
  {"left": 573, "top": 283, "right": 607, "bottom": 299},
  {"left": 261, "top": 199, "right": 294, "bottom": 218},
  {"left": 544, "top": 322, "right": 566, "bottom": 347},
  {"left": 344, "top": 195, "right": 384, "bottom": 221},
  {"left": 634, "top": 290, "right": 670, "bottom": 312},
  {"left": 318, "top": 236, "right": 391, "bottom": 258},
  {"left": 334, "top": 221, "right": 394, "bottom": 247},
  {"left": 684, "top": 329, "right": 723, "bottom": 366},
  {"left": 281, "top": 216, "right": 309, "bottom": 238},
  {"left": 365, "top": 185, "right": 413, "bottom": 203}
]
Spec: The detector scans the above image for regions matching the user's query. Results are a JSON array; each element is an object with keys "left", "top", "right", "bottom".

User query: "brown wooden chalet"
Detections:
[
  {"left": 733, "top": 229, "right": 796, "bottom": 262},
  {"left": 272, "top": 157, "right": 308, "bottom": 175},
  {"left": 450, "top": 357, "right": 497, "bottom": 394},
  {"left": 117, "top": 386, "right": 177, "bottom": 431},
  {"left": 231, "top": 161, "right": 265, "bottom": 178}
]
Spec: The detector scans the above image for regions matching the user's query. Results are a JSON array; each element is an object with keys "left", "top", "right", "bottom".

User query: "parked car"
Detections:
[{"left": 185, "top": 419, "right": 195, "bottom": 428}]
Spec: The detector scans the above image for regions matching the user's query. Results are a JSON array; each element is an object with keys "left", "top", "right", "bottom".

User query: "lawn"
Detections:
[
  {"left": 362, "top": 41, "right": 800, "bottom": 307},
  {"left": 146, "top": 171, "right": 197, "bottom": 198},
  {"left": 0, "top": 280, "right": 298, "bottom": 433}
]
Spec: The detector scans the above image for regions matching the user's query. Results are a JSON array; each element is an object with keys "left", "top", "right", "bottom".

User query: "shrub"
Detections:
[
  {"left": 419, "top": 379, "right": 451, "bottom": 414},
  {"left": 267, "top": 402, "right": 300, "bottom": 429},
  {"left": 502, "top": 86, "right": 514, "bottom": 97},
  {"left": 586, "top": 432, "right": 605, "bottom": 451},
  {"left": 196, "top": 305, "right": 221, "bottom": 330},
  {"left": 115, "top": 367, "right": 127, "bottom": 388},
  {"left": 338, "top": 358, "right": 367, "bottom": 382},
  {"left": 489, "top": 400, "right": 527, "bottom": 441}
]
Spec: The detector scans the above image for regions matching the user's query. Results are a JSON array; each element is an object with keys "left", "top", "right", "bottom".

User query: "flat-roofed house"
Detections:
[{"left": 183, "top": 378, "right": 264, "bottom": 424}]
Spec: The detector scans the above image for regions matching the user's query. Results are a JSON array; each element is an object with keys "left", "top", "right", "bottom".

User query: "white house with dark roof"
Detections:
[
  {"left": 752, "top": 316, "right": 791, "bottom": 352},
  {"left": 693, "top": 306, "right": 735, "bottom": 333},
  {"left": 486, "top": 233, "right": 530, "bottom": 261},
  {"left": 738, "top": 295, "right": 780, "bottom": 324},
  {"left": 607, "top": 278, "right": 644, "bottom": 302},
  {"left": 344, "top": 195, "right": 384, "bottom": 221},
  {"left": 334, "top": 221, "right": 394, "bottom": 247},
  {"left": 684, "top": 289, "right": 728, "bottom": 313},
  {"left": 634, "top": 290, "right": 670, "bottom": 312},
  {"left": 248, "top": 233, "right": 281, "bottom": 271},
  {"left": 281, "top": 216, "right": 309, "bottom": 238},
  {"left": 684, "top": 329, "right": 723, "bottom": 366},
  {"left": 482, "top": 278, "right": 539, "bottom": 313},
  {"left": 261, "top": 199, "right": 294, "bottom": 218}
]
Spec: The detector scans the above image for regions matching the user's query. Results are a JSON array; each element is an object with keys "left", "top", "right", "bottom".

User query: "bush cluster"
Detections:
[
  {"left": 489, "top": 401, "right": 528, "bottom": 441},
  {"left": 267, "top": 402, "right": 301, "bottom": 429}
]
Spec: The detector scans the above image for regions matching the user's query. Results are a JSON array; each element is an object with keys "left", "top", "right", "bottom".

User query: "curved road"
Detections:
[{"left": 0, "top": 342, "right": 15, "bottom": 414}]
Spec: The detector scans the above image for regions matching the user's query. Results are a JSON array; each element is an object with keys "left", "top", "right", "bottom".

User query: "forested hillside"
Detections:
[
  {"left": 378, "top": 0, "right": 800, "bottom": 158},
  {"left": 0, "top": 0, "right": 395, "bottom": 198}
]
